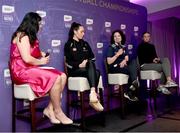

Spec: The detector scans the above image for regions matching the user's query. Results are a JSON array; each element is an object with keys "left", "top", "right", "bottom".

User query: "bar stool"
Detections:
[
  {"left": 12, "top": 83, "right": 48, "bottom": 132},
  {"left": 64, "top": 59, "right": 104, "bottom": 130},
  {"left": 9, "top": 66, "right": 54, "bottom": 132},
  {"left": 104, "top": 59, "right": 129, "bottom": 118}
]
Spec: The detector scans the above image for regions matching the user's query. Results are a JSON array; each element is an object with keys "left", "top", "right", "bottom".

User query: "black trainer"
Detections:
[
  {"left": 132, "top": 79, "right": 140, "bottom": 89},
  {"left": 129, "top": 85, "right": 136, "bottom": 91},
  {"left": 129, "top": 80, "right": 140, "bottom": 91},
  {"left": 124, "top": 91, "right": 138, "bottom": 101}
]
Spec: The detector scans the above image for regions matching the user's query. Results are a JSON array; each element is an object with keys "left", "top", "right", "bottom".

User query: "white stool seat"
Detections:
[
  {"left": 108, "top": 74, "right": 129, "bottom": 85},
  {"left": 140, "top": 70, "right": 161, "bottom": 80},
  {"left": 68, "top": 76, "right": 103, "bottom": 92},
  {"left": 14, "top": 66, "right": 54, "bottom": 101},
  {"left": 14, "top": 84, "right": 37, "bottom": 101}
]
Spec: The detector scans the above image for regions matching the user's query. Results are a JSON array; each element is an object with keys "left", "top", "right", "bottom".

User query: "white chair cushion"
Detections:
[
  {"left": 140, "top": 70, "right": 161, "bottom": 80},
  {"left": 14, "top": 84, "right": 37, "bottom": 101},
  {"left": 13, "top": 66, "right": 54, "bottom": 101},
  {"left": 108, "top": 74, "right": 129, "bottom": 85},
  {"left": 68, "top": 76, "right": 103, "bottom": 92}
]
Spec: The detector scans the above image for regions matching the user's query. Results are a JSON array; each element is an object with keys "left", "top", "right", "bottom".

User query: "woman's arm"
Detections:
[
  {"left": 107, "top": 48, "right": 124, "bottom": 65},
  {"left": 107, "top": 55, "right": 118, "bottom": 65},
  {"left": 125, "top": 55, "right": 129, "bottom": 62},
  {"left": 119, "top": 55, "right": 128, "bottom": 68},
  {"left": 16, "top": 35, "right": 49, "bottom": 65}
]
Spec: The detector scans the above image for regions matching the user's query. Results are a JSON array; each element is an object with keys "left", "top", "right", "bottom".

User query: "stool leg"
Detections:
[
  {"left": 152, "top": 80, "right": 157, "bottom": 110},
  {"left": 176, "top": 87, "right": 178, "bottom": 96},
  {"left": 149, "top": 81, "right": 152, "bottom": 103},
  {"left": 166, "top": 94, "right": 171, "bottom": 110},
  {"left": 107, "top": 85, "right": 111, "bottom": 111},
  {"left": 99, "top": 88, "right": 104, "bottom": 107},
  {"left": 67, "top": 89, "right": 70, "bottom": 117},
  {"left": 99, "top": 88, "right": 106, "bottom": 126},
  {"left": 12, "top": 97, "right": 16, "bottom": 132},
  {"left": 30, "top": 101, "right": 36, "bottom": 132},
  {"left": 119, "top": 85, "right": 125, "bottom": 119},
  {"left": 80, "top": 92, "right": 85, "bottom": 131},
  {"left": 147, "top": 81, "right": 154, "bottom": 116}
]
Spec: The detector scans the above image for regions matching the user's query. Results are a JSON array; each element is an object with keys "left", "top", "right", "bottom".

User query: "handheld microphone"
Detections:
[
  {"left": 45, "top": 49, "right": 51, "bottom": 57},
  {"left": 45, "top": 52, "right": 50, "bottom": 57}
]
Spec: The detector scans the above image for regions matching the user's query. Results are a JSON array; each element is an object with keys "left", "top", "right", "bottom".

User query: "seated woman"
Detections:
[
  {"left": 9, "top": 12, "right": 73, "bottom": 124},
  {"left": 137, "top": 32, "right": 178, "bottom": 95},
  {"left": 64, "top": 22, "right": 104, "bottom": 111},
  {"left": 106, "top": 30, "right": 139, "bottom": 101}
]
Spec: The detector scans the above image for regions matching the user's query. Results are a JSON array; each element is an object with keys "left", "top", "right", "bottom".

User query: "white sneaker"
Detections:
[
  {"left": 157, "top": 85, "right": 171, "bottom": 95},
  {"left": 124, "top": 92, "right": 138, "bottom": 101},
  {"left": 161, "top": 87, "right": 171, "bottom": 95},
  {"left": 157, "top": 85, "right": 164, "bottom": 92},
  {"left": 157, "top": 86, "right": 171, "bottom": 95},
  {"left": 164, "top": 80, "right": 178, "bottom": 88}
]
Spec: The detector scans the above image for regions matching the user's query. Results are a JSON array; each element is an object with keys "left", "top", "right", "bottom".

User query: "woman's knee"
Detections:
[
  {"left": 55, "top": 75, "right": 62, "bottom": 85},
  {"left": 60, "top": 73, "right": 67, "bottom": 81}
]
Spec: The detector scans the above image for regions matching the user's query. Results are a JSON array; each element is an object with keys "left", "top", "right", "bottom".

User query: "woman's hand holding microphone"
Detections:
[
  {"left": 79, "top": 59, "right": 88, "bottom": 68},
  {"left": 40, "top": 52, "right": 50, "bottom": 65},
  {"left": 115, "top": 48, "right": 124, "bottom": 58}
]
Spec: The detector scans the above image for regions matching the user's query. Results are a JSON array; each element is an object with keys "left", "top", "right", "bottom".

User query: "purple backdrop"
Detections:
[{"left": 0, "top": 0, "right": 147, "bottom": 131}]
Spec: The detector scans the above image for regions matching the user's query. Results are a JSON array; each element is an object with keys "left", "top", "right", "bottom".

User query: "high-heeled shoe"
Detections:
[
  {"left": 55, "top": 112, "right": 73, "bottom": 125},
  {"left": 43, "top": 108, "right": 61, "bottom": 124}
]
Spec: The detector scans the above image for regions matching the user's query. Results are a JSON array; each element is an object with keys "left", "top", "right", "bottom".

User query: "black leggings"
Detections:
[{"left": 69, "top": 60, "right": 100, "bottom": 88}]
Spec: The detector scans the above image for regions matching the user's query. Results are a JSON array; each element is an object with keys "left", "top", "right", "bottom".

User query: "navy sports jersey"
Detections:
[{"left": 107, "top": 43, "right": 128, "bottom": 70}]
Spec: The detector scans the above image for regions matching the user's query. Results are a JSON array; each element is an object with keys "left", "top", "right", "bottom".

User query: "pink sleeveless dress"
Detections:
[{"left": 10, "top": 40, "right": 63, "bottom": 97}]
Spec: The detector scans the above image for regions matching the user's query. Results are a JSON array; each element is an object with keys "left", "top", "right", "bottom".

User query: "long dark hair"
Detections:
[
  {"left": 110, "top": 30, "right": 126, "bottom": 45},
  {"left": 11, "top": 12, "right": 41, "bottom": 45},
  {"left": 68, "top": 22, "right": 82, "bottom": 41}
]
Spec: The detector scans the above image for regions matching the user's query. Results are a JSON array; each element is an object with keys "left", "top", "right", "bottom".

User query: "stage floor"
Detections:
[{"left": 39, "top": 92, "right": 180, "bottom": 132}]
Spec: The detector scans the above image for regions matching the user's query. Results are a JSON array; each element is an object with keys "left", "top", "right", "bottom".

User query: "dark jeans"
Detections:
[
  {"left": 68, "top": 60, "right": 100, "bottom": 88},
  {"left": 128, "top": 59, "right": 138, "bottom": 83}
]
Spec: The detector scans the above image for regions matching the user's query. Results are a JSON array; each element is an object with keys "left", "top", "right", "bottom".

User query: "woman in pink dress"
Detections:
[{"left": 9, "top": 12, "right": 73, "bottom": 124}]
